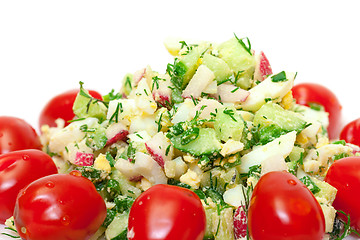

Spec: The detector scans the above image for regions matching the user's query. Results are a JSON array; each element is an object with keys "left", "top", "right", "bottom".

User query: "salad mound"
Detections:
[{"left": 38, "top": 35, "right": 356, "bottom": 240}]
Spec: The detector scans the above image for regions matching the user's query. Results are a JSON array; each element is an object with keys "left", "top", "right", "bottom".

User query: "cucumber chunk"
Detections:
[
  {"left": 217, "top": 37, "right": 256, "bottom": 90},
  {"left": 120, "top": 73, "right": 133, "bottom": 97},
  {"left": 105, "top": 212, "right": 128, "bottom": 240},
  {"left": 73, "top": 88, "right": 107, "bottom": 121},
  {"left": 253, "top": 102, "right": 308, "bottom": 133},
  {"left": 173, "top": 44, "right": 207, "bottom": 89},
  {"left": 312, "top": 177, "right": 337, "bottom": 204},
  {"left": 214, "top": 107, "right": 244, "bottom": 142},
  {"left": 170, "top": 128, "right": 221, "bottom": 156},
  {"left": 111, "top": 169, "right": 141, "bottom": 198},
  {"left": 202, "top": 53, "right": 232, "bottom": 84},
  {"left": 212, "top": 207, "right": 235, "bottom": 240}
]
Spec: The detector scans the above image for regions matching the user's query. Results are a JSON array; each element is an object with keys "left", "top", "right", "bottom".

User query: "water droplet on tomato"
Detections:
[
  {"left": 69, "top": 170, "right": 82, "bottom": 177},
  {"left": 21, "top": 227, "right": 27, "bottom": 234},
  {"left": 45, "top": 181, "right": 55, "bottom": 188},
  {"left": 287, "top": 179, "right": 297, "bottom": 185},
  {"left": 22, "top": 155, "right": 30, "bottom": 161},
  {"left": 61, "top": 215, "right": 70, "bottom": 226}
]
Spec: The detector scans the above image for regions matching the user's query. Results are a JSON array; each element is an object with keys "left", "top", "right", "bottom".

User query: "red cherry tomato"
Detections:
[
  {"left": 39, "top": 89, "right": 102, "bottom": 129},
  {"left": 14, "top": 173, "right": 107, "bottom": 240},
  {"left": 248, "top": 171, "right": 325, "bottom": 240},
  {"left": 340, "top": 118, "right": 360, "bottom": 147},
  {"left": 127, "top": 184, "right": 206, "bottom": 240},
  {"left": 0, "top": 149, "right": 58, "bottom": 223},
  {"left": 325, "top": 156, "right": 360, "bottom": 232},
  {"left": 0, "top": 116, "right": 42, "bottom": 155},
  {"left": 292, "top": 83, "right": 342, "bottom": 139}
]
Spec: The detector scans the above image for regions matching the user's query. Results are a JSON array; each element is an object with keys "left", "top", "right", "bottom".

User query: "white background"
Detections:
[
  {"left": 1, "top": 1, "right": 360, "bottom": 239},
  {"left": 1, "top": 0, "right": 360, "bottom": 132}
]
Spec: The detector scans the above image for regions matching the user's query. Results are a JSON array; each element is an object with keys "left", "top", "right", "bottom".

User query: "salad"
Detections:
[{"left": 1, "top": 35, "right": 360, "bottom": 240}]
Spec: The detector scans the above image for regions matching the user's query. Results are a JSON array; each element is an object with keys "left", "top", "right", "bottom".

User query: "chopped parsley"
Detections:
[
  {"left": 234, "top": 33, "right": 252, "bottom": 56},
  {"left": 271, "top": 71, "right": 287, "bottom": 82}
]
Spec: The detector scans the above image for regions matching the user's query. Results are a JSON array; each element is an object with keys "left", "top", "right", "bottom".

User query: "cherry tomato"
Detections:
[
  {"left": 292, "top": 83, "right": 342, "bottom": 139},
  {"left": 14, "top": 172, "right": 107, "bottom": 240},
  {"left": 248, "top": 171, "right": 325, "bottom": 240},
  {"left": 39, "top": 89, "right": 102, "bottom": 129},
  {"left": 340, "top": 118, "right": 360, "bottom": 147},
  {"left": 325, "top": 156, "right": 360, "bottom": 232},
  {"left": 0, "top": 116, "right": 42, "bottom": 155},
  {"left": 0, "top": 149, "right": 58, "bottom": 223},
  {"left": 127, "top": 184, "right": 206, "bottom": 240}
]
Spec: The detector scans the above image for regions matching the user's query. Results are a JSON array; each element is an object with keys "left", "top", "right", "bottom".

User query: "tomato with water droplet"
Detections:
[
  {"left": 248, "top": 171, "right": 325, "bottom": 240},
  {"left": 0, "top": 116, "right": 41, "bottom": 155},
  {"left": 13, "top": 173, "right": 107, "bottom": 240},
  {"left": 128, "top": 184, "right": 206, "bottom": 240},
  {"left": 0, "top": 149, "right": 57, "bottom": 223}
]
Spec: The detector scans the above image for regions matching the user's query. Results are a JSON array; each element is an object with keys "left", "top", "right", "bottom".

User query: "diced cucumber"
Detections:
[
  {"left": 204, "top": 207, "right": 217, "bottom": 239},
  {"left": 120, "top": 73, "right": 133, "bottom": 97},
  {"left": 173, "top": 44, "right": 207, "bottom": 89},
  {"left": 73, "top": 88, "right": 107, "bottom": 121},
  {"left": 312, "top": 177, "right": 338, "bottom": 204},
  {"left": 90, "top": 227, "right": 106, "bottom": 240},
  {"left": 203, "top": 205, "right": 235, "bottom": 240},
  {"left": 170, "top": 128, "right": 221, "bottom": 156},
  {"left": 86, "top": 126, "right": 107, "bottom": 150},
  {"left": 318, "top": 200, "right": 337, "bottom": 233},
  {"left": 111, "top": 169, "right": 141, "bottom": 198},
  {"left": 217, "top": 37, "right": 256, "bottom": 90},
  {"left": 202, "top": 53, "right": 232, "bottom": 83},
  {"left": 105, "top": 212, "right": 128, "bottom": 240},
  {"left": 253, "top": 102, "right": 308, "bottom": 133},
  {"left": 212, "top": 208, "right": 235, "bottom": 240},
  {"left": 200, "top": 167, "right": 239, "bottom": 193},
  {"left": 287, "top": 146, "right": 305, "bottom": 175},
  {"left": 288, "top": 146, "right": 305, "bottom": 162},
  {"left": 214, "top": 107, "right": 244, "bottom": 142},
  {"left": 300, "top": 176, "right": 321, "bottom": 194}
]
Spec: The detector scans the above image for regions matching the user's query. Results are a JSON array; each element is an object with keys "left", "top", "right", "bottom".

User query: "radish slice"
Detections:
[
  {"left": 190, "top": 98, "right": 223, "bottom": 120},
  {"left": 152, "top": 75, "right": 172, "bottom": 107},
  {"left": 233, "top": 205, "right": 248, "bottom": 239},
  {"left": 74, "top": 152, "right": 94, "bottom": 166},
  {"left": 253, "top": 51, "right": 273, "bottom": 82},
  {"left": 106, "top": 130, "right": 129, "bottom": 146},
  {"left": 145, "top": 132, "right": 173, "bottom": 168},
  {"left": 133, "top": 68, "right": 146, "bottom": 86},
  {"left": 105, "top": 122, "right": 129, "bottom": 146},
  {"left": 216, "top": 84, "right": 250, "bottom": 104}
]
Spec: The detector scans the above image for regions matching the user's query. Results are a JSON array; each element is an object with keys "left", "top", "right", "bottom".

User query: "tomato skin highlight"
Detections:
[
  {"left": 39, "top": 89, "right": 102, "bottom": 129},
  {"left": 14, "top": 173, "right": 107, "bottom": 240},
  {"left": 292, "top": 83, "right": 342, "bottom": 139},
  {"left": 0, "top": 149, "right": 58, "bottom": 223},
  {"left": 0, "top": 116, "right": 42, "bottom": 155},
  {"left": 325, "top": 156, "right": 360, "bottom": 232},
  {"left": 127, "top": 184, "right": 206, "bottom": 240},
  {"left": 248, "top": 171, "right": 325, "bottom": 240},
  {"left": 340, "top": 118, "right": 360, "bottom": 147}
]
